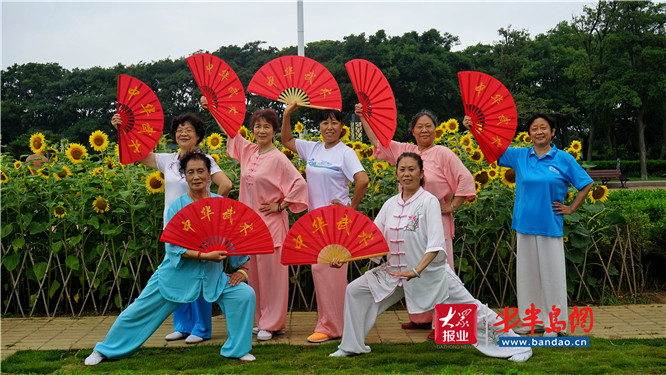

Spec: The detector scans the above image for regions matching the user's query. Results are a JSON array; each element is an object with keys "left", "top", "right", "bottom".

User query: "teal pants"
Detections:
[{"left": 94, "top": 273, "right": 255, "bottom": 359}]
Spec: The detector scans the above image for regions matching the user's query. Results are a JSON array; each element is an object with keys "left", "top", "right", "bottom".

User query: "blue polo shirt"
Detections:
[{"left": 498, "top": 144, "right": 593, "bottom": 237}]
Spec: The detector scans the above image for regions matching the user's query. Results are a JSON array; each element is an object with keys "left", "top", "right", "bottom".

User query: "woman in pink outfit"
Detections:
[
  {"left": 282, "top": 102, "right": 369, "bottom": 343},
  {"left": 357, "top": 104, "right": 476, "bottom": 337},
  {"left": 202, "top": 98, "right": 308, "bottom": 341}
]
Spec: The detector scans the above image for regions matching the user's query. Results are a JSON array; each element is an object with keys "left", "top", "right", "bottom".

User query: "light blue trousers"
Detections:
[
  {"left": 94, "top": 274, "right": 255, "bottom": 359},
  {"left": 173, "top": 298, "right": 212, "bottom": 338}
]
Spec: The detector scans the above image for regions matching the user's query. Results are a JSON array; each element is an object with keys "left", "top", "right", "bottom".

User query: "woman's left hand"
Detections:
[
  {"left": 389, "top": 270, "right": 418, "bottom": 281},
  {"left": 227, "top": 271, "right": 247, "bottom": 287},
  {"left": 552, "top": 201, "right": 574, "bottom": 215},
  {"left": 259, "top": 201, "right": 280, "bottom": 215},
  {"left": 440, "top": 201, "right": 455, "bottom": 214}
]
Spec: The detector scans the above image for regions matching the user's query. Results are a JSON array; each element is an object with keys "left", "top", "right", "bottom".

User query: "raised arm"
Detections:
[
  {"left": 280, "top": 102, "right": 299, "bottom": 153},
  {"left": 111, "top": 113, "right": 157, "bottom": 169},
  {"left": 200, "top": 96, "right": 233, "bottom": 138},
  {"left": 355, "top": 103, "right": 381, "bottom": 149}
]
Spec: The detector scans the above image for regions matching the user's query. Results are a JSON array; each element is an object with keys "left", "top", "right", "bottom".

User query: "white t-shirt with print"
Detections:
[{"left": 295, "top": 139, "right": 365, "bottom": 210}]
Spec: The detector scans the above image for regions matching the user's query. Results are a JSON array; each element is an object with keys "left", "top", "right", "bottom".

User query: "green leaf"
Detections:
[
  {"left": 11, "top": 237, "right": 25, "bottom": 250},
  {"left": 3, "top": 252, "right": 22, "bottom": 272},
  {"left": 51, "top": 241, "right": 64, "bottom": 254},
  {"left": 48, "top": 280, "right": 61, "bottom": 298},
  {"left": 23, "top": 213, "right": 33, "bottom": 227},
  {"left": 33, "top": 262, "right": 48, "bottom": 279},
  {"left": 1, "top": 223, "right": 14, "bottom": 238},
  {"left": 28, "top": 221, "right": 47, "bottom": 235},
  {"left": 65, "top": 255, "right": 80, "bottom": 271},
  {"left": 87, "top": 216, "right": 100, "bottom": 229},
  {"left": 69, "top": 235, "right": 82, "bottom": 246},
  {"left": 118, "top": 267, "right": 131, "bottom": 279}
]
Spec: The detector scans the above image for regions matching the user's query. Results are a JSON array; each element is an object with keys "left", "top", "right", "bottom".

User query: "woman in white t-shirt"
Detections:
[
  {"left": 110, "top": 112, "right": 234, "bottom": 344},
  {"left": 281, "top": 102, "right": 369, "bottom": 343}
]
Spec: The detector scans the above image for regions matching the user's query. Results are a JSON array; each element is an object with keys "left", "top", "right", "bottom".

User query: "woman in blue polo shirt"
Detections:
[{"left": 464, "top": 113, "right": 592, "bottom": 336}]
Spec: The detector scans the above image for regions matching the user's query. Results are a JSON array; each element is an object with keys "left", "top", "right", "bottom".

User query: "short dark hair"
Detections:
[
  {"left": 526, "top": 113, "right": 556, "bottom": 131},
  {"left": 396, "top": 152, "right": 425, "bottom": 186},
  {"left": 408, "top": 110, "right": 438, "bottom": 132},
  {"left": 319, "top": 109, "right": 343, "bottom": 124},
  {"left": 249, "top": 108, "right": 279, "bottom": 133},
  {"left": 179, "top": 150, "right": 211, "bottom": 175},
  {"left": 170, "top": 113, "right": 206, "bottom": 144}
]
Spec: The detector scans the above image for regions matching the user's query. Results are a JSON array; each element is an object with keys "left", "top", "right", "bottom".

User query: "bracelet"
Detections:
[
  {"left": 277, "top": 202, "right": 284, "bottom": 212},
  {"left": 237, "top": 269, "right": 248, "bottom": 281},
  {"left": 412, "top": 268, "right": 421, "bottom": 278},
  {"left": 450, "top": 202, "right": 455, "bottom": 212},
  {"left": 197, "top": 251, "right": 202, "bottom": 263}
]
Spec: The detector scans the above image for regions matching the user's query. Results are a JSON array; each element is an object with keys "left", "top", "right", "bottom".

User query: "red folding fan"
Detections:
[
  {"left": 160, "top": 197, "right": 274, "bottom": 255},
  {"left": 281, "top": 205, "right": 388, "bottom": 265},
  {"left": 345, "top": 59, "right": 397, "bottom": 148},
  {"left": 247, "top": 55, "right": 342, "bottom": 111},
  {"left": 116, "top": 74, "right": 164, "bottom": 165},
  {"left": 458, "top": 71, "right": 517, "bottom": 164},
  {"left": 186, "top": 53, "right": 246, "bottom": 137}
]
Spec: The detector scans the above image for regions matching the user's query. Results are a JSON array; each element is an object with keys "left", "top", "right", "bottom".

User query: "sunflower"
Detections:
[
  {"left": 211, "top": 153, "right": 221, "bottom": 163},
  {"left": 89, "top": 130, "right": 109, "bottom": 152},
  {"left": 1, "top": 170, "right": 8, "bottom": 183},
  {"left": 563, "top": 236, "right": 569, "bottom": 243},
  {"left": 274, "top": 140, "right": 280, "bottom": 149},
  {"left": 487, "top": 168, "right": 499, "bottom": 180},
  {"left": 488, "top": 161, "right": 499, "bottom": 171},
  {"left": 104, "top": 156, "right": 116, "bottom": 171},
  {"left": 38, "top": 168, "right": 50, "bottom": 179},
  {"left": 363, "top": 146, "right": 375, "bottom": 160},
  {"left": 515, "top": 132, "right": 528, "bottom": 143},
  {"left": 588, "top": 185, "right": 609, "bottom": 204},
  {"left": 238, "top": 126, "right": 250, "bottom": 140},
  {"left": 460, "top": 134, "right": 473, "bottom": 147},
  {"left": 340, "top": 125, "right": 351, "bottom": 142},
  {"left": 464, "top": 197, "right": 478, "bottom": 206},
  {"left": 92, "top": 167, "right": 105, "bottom": 176},
  {"left": 567, "top": 148, "right": 581, "bottom": 161},
  {"left": 463, "top": 145, "right": 474, "bottom": 154},
  {"left": 501, "top": 168, "right": 516, "bottom": 188},
  {"left": 473, "top": 169, "right": 491, "bottom": 188},
  {"left": 434, "top": 126, "right": 445, "bottom": 142},
  {"left": 294, "top": 121, "right": 305, "bottom": 133},
  {"left": 523, "top": 134, "right": 532, "bottom": 144},
  {"left": 92, "top": 196, "right": 110, "bottom": 213},
  {"left": 29, "top": 132, "right": 47, "bottom": 154},
  {"left": 474, "top": 180, "right": 482, "bottom": 193},
  {"left": 569, "top": 140, "right": 582, "bottom": 152},
  {"left": 47, "top": 147, "right": 59, "bottom": 162},
  {"left": 565, "top": 191, "right": 574, "bottom": 202},
  {"left": 65, "top": 143, "right": 88, "bottom": 164},
  {"left": 468, "top": 148, "right": 484, "bottom": 163},
  {"left": 373, "top": 160, "right": 390, "bottom": 177},
  {"left": 282, "top": 147, "right": 296, "bottom": 160},
  {"left": 446, "top": 136, "right": 458, "bottom": 146},
  {"left": 452, "top": 147, "right": 462, "bottom": 156},
  {"left": 114, "top": 144, "right": 120, "bottom": 157},
  {"left": 445, "top": 118, "right": 459, "bottom": 133},
  {"left": 145, "top": 171, "right": 165, "bottom": 194},
  {"left": 14, "top": 161, "right": 21, "bottom": 170},
  {"left": 207, "top": 133, "right": 223, "bottom": 150},
  {"left": 54, "top": 206, "right": 67, "bottom": 219},
  {"left": 54, "top": 165, "right": 72, "bottom": 180}
]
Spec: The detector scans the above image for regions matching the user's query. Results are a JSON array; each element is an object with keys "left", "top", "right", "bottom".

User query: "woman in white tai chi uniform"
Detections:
[{"left": 329, "top": 152, "right": 532, "bottom": 362}]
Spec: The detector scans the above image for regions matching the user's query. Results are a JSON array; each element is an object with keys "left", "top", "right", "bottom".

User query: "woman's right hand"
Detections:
[
  {"left": 330, "top": 258, "right": 343, "bottom": 268},
  {"left": 284, "top": 102, "right": 299, "bottom": 116},
  {"left": 354, "top": 103, "right": 363, "bottom": 117},
  {"left": 204, "top": 251, "right": 227, "bottom": 263},
  {"left": 111, "top": 113, "right": 122, "bottom": 130},
  {"left": 462, "top": 116, "right": 473, "bottom": 131},
  {"left": 200, "top": 96, "right": 209, "bottom": 109}
]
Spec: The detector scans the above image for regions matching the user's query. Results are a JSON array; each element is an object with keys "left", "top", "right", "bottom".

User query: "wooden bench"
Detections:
[{"left": 586, "top": 169, "right": 629, "bottom": 188}]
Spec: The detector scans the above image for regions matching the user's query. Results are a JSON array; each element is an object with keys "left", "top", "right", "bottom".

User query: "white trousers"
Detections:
[
  {"left": 339, "top": 266, "right": 532, "bottom": 359},
  {"left": 516, "top": 233, "right": 567, "bottom": 332}
]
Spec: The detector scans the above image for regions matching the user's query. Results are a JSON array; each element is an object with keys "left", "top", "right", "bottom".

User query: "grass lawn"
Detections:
[{"left": 1, "top": 338, "right": 664, "bottom": 374}]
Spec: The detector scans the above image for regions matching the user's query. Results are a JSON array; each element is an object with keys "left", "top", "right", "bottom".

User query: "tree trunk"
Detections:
[
  {"left": 660, "top": 117, "right": 666, "bottom": 160},
  {"left": 586, "top": 112, "right": 596, "bottom": 162},
  {"left": 637, "top": 103, "right": 648, "bottom": 180}
]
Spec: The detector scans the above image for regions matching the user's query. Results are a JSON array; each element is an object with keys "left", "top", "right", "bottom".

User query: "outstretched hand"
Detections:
[{"left": 389, "top": 270, "right": 418, "bottom": 281}]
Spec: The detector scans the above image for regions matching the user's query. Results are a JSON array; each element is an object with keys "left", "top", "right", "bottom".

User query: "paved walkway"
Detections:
[{"left": 1, "top": 304, "right": 664, "bottom": 360}]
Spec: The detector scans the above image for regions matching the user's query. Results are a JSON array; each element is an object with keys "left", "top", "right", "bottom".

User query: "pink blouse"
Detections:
[
  {"left": 374, "top": 141, "right": 476, "bottom": 238},
  {"left": 227, "top": 136, "right": 308, "bottom": 247}
]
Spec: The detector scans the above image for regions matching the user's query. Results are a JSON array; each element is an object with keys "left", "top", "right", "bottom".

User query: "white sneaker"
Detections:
[
  {"left": 329, "top": 349, "right": 354, "bottom": 357},
  {"left": 239, "top": 353, "right": 256, "bottom": 362},
  {"left": 185, "top": 334, "right": 205, "bottom": 344},
  {"left": 257, "top": 330, "right": 273, "bottom": 341},
  {"left": 508, "top": 350, "right": 533, "bottom": 363},
  {"left": 252, "top": 327, "right": 259, "bottom": 334},
  {"left": 84, "top": 350, "right": 105, "bottom": 366},
  {"left": 165, "top": 331, "right": 187, "bottom": 341},
  {"left": 513, "top": 324, "right": 545, "bottom": 335}
]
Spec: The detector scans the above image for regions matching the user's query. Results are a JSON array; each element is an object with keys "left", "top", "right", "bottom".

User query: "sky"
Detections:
[{"left": 1, "top": 0, "right": 596, "bottom": 71}]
